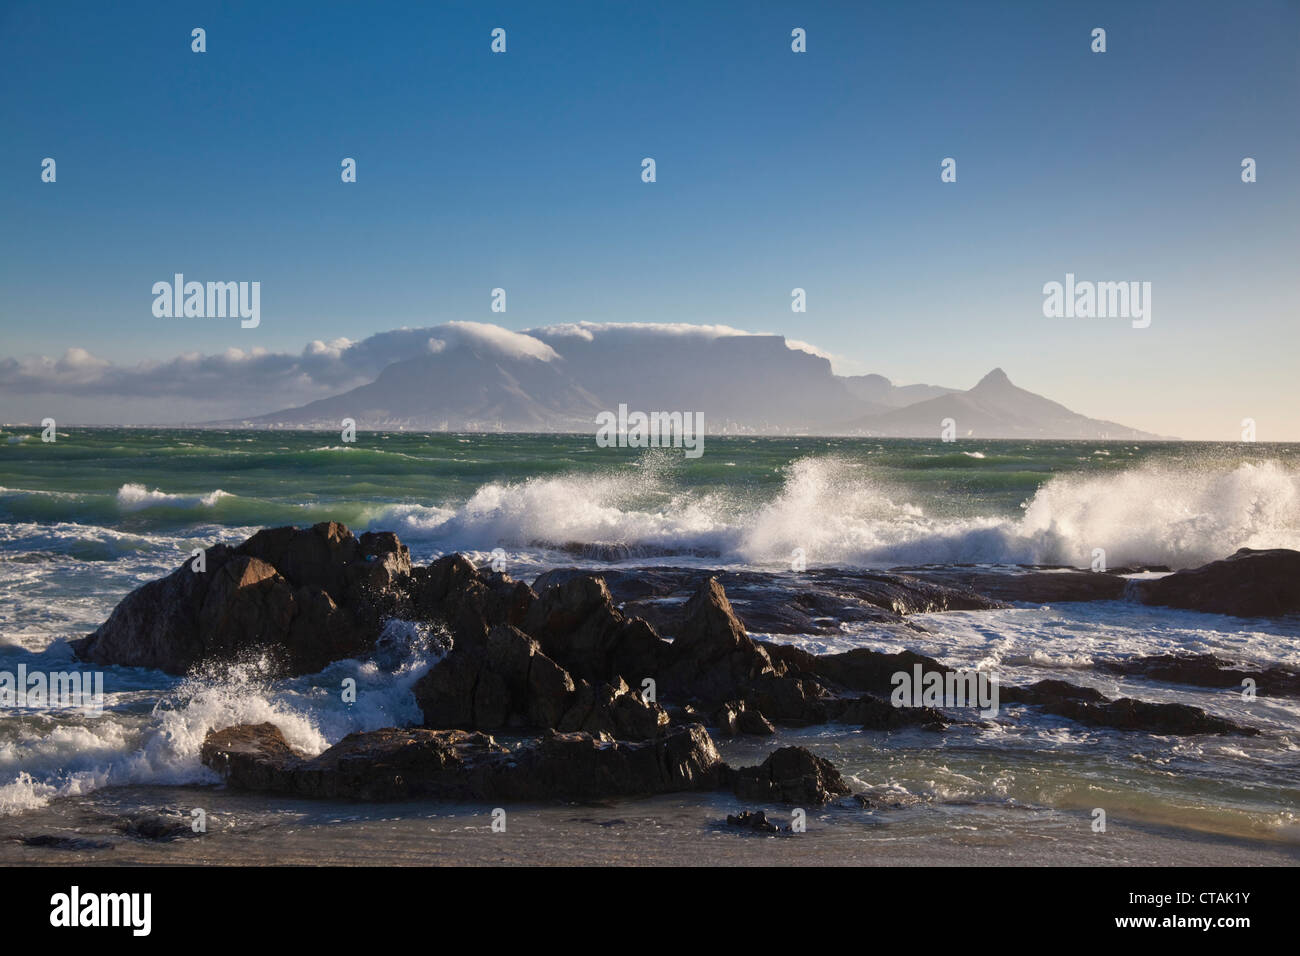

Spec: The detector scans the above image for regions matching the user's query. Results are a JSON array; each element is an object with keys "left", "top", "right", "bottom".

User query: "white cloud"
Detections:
[{"left": 0, "top": 321, "right": 845, "bottom": 421}]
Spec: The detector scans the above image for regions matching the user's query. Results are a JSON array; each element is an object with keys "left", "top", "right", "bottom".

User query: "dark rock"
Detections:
[
  {"left": 413, "top": 624, "right": 667, "bottom": 739},
  {"left": 731, "top": 746, "right": 850, "bottom": 805},
  {"left": 850, "top": 789, "right": 925, "bottom": 810},
  {"left": 73, "top": 522, "right": 413, "bottom": 676},
  {"left": 554, "top": 676, "right": 669, "bottom": 740},
  {"left": 746, "top": 673, "right": 835, "bottom": 725},
  {"left": 18, "top": 835, "right": 114, "bottom": 851},
  {"left": 998, "top": 677, "right": 1260, "bottom": 736},
  {"left": 898, "top": 566, "right": 1130, "bottom": 603},
  {"left": 1001, "top": 679, "right": 1108, "bottom": 706},
  {"left": 118, "top": 811, "right": 197, "bottom": 841},
  {"left": 1047, "top": 697, "right": 1259, "bottom": 736},
  {"left": 713, "top": 699, "right": 776, "bottom": 737},
  {"left": 831, "top": 694, "right": 950, "bottom": 730},
  {"left": 757, "top": 640, "right": 822, "bottom": 676},
  {"left": 812, "top": 647, "right": 950, "bottom": 697},
  {"left": 523, "top": 574, "right": 662, "bottom": 686},
  {"left": 603, "top": 566, "right": 1004, "bottom": 637},
  {"left": 409, "top": 554, "right": 535, "bottom": 646},
  {"left": 1137, "top": 548, "right": 1300, "bottom": 617},
  {"left": 200, "top": 721, "right": 725, "bottom": 801},
  {"left": 660, "top": 577, "right": 781, "bottom": 703},
  {"left": 725, "top": 809, "right": 782, "bottom": 833},
  {"left": 1098, "top": 653, "right": 1300, "bottom": 697}
]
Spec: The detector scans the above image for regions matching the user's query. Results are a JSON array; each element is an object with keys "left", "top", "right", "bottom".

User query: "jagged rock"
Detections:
[
  {"left": 660, "top": 578, "right": 781, "bottom": 701},
  {"left": 713, "top": 700, "right": 776, "bottom": 737},
  {"left": 409, "top": 554, "right": 534, "bottom": 645},
  {"left": 413, "top": 624, "right": 667, "bottom": 739},
  {"left": 523, "top": 574, "right": 661, "bottom": 686},
  {"left": 73, "top": 523, "right": 413, "bottom": 675},
  {"left": 1137, "top": 548, "right": 1300, "bottom": 617},
  {"left": 554, "top": 676, "right": 669, "bottom": 740},
  {"left": 200, "top": 721, "right": 725, "bottom": 801},
  {"left": 746, "top": 674, "right": 835, "bottom": 725},
  {"left": 599, "top": 566, "right": 1005, "bottom": 636},
  {"left": 1098, "top": 653, "right": 1300, "bottom": 697},
  {"left": 731, "top": 746, "right": 850, "bottom": 806},
  {"left": 757, "top": 640, "right": 822, "bottom": 676}
]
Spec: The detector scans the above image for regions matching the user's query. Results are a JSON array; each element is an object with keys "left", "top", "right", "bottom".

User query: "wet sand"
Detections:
[{"left": 3, "top": 783, "right": 1297, "bottom": 867}]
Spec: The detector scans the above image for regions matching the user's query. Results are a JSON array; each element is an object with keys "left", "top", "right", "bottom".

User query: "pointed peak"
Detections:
[{"left": 974, "top": 367, "right": 1011, "bottom": 389}]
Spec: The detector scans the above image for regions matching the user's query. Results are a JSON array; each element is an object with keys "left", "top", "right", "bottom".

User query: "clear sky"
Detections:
[{"left": 1, "top": 0, "right": 1296, "bottom": 439}]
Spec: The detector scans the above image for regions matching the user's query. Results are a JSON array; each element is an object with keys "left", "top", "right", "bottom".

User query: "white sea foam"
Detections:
[
  {"left": 0, "top": 624, "right": 449, "bottom": 815},
  {"left": 371, "top": 456, "right": 1300, "bottom": 570},
  {"left": 116, "top": 483, "right": 230, "bottom": 511}
]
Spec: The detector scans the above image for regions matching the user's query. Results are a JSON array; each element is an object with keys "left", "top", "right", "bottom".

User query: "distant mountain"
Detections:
[
  {"left": 227, "top": 323, "right": 1162, "bottom": 439},
  {"left": 840, "top": 374, "right": 958, "bottom": 410},
  {"left": 845, "top": 368, "right": 1160, "bottom": 439},
  {"left": 240, "top": 342, "right": 605, "bottom": 431}
]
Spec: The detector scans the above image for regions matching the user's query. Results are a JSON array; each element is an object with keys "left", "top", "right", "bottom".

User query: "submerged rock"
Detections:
[
  {"left": 725, "top": 810, "right": 784, "bottom": 833},
  {"left": 117, "top": 811, "right": 198, "bottom": 841},
  {"left": 1136, "top": 548, "right": 1300, "bottom": 617},
  {"left": 1002, "top": 680, "right": 1256, "bottom": 735},
  {"left": 1098, "top": 653, "right": 1300, "bottom": 697},
  {"left": 18, "top": 835, "right": 115, "bottom": 851},
  {"left": 898, "top": 566, "right": 1132, "bottom": 603},
  {"left": 1044, "top": 698, "right": 1258, "bottom": 736}
]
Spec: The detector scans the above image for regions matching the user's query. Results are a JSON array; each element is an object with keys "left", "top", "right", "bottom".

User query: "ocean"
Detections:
[{"left": 1, "top": 428, "right": 1298, "bottom": 864}]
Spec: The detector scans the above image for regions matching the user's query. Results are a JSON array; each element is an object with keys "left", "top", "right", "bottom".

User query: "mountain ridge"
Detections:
[{"left": 220, "top": 324, "right": 1166, "bottom": 439}]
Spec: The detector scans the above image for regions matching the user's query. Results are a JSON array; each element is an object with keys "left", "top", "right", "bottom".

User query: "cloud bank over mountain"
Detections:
[{"left": 0, "top": 322, "right": 1163, "bottom": 438}]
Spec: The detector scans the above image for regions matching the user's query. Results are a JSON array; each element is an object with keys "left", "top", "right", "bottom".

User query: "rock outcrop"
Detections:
[
  {"left": 574, "top": 565, "right": 1005, "bottom": 636},
  {"left": 412, "top": 623, "right": 668, "bottom": 739},
  {"left": 73, "top": 522, "right": 411, "bottom": 675},
  {"left": 730, "top": 747, "right": 850, "bottom": 806},
  {"left": 1136, "top": 549, "right": 1300, "bottom": 617},
  {"left": 200, "top": 721, "right": 726, "bottom": 802},
  {"left": 201, "top": 720, "right": 855, "bottom": 806},
  {"left": 78, "top": 525, "right": 1267, "bottom": 741}
]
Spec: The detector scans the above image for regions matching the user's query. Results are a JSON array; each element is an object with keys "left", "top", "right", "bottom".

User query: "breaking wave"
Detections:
[{"left": 381, "top": 456, "right": 1300, "bottom": 570}]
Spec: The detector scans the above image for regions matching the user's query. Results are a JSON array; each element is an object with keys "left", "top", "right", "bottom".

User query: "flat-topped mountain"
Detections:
[{"left": 223, "top": 323, "right": 1161, "bottom": 438}]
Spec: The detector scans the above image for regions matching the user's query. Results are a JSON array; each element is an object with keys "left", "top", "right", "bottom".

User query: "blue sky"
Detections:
[{"left": 1, "top": 0, "right": 1296, "bottom": 438}]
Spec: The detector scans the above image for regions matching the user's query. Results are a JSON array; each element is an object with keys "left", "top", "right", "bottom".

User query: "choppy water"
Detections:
[{"left": 1, "top": 428, "right": 1298, "bottom": 863}]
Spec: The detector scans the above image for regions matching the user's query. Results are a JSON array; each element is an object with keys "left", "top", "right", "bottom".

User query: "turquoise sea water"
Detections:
[{"left": 1, "top": 428, "right": 1298, "bottom": 861}]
